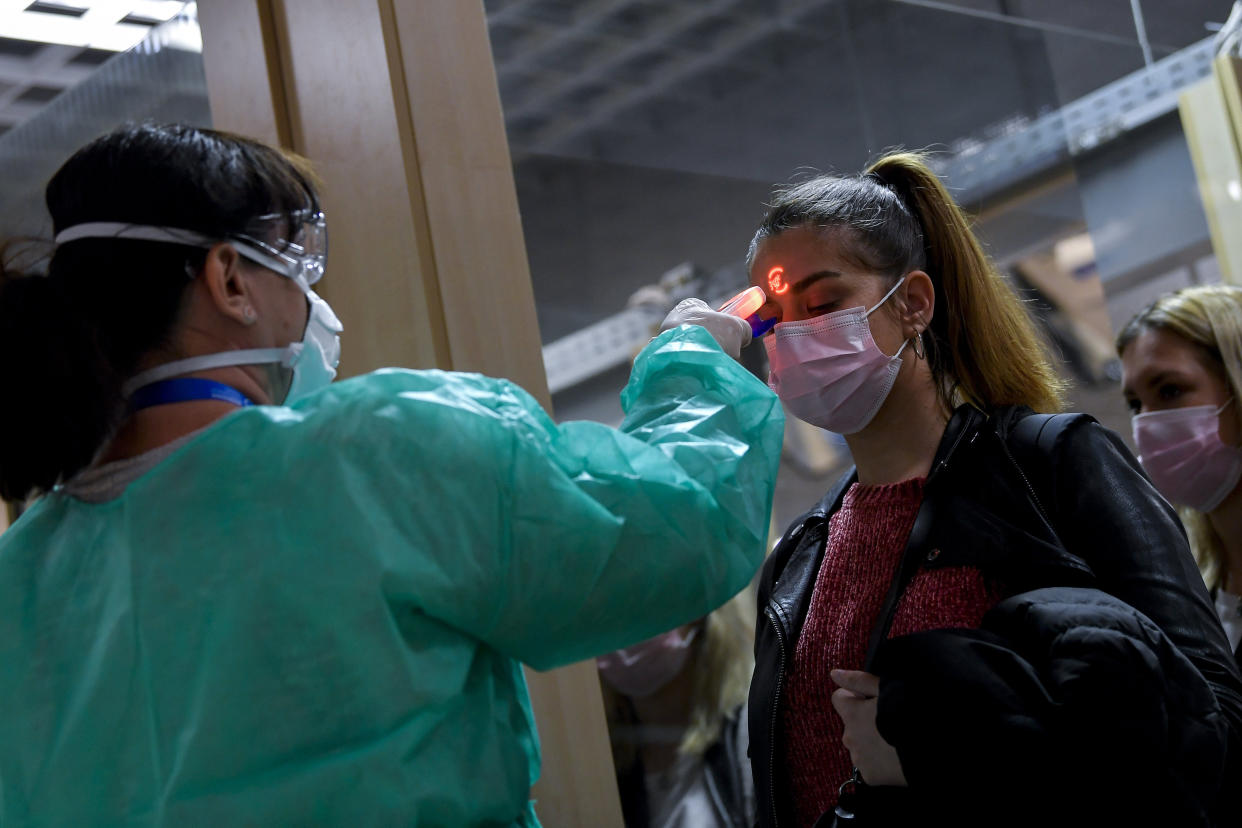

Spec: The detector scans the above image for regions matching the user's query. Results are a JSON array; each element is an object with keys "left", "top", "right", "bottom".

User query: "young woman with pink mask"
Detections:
[
  {"left": 744, "top": 153, "right": 1242, "bottom": 828},
  {"left": 1118, "top": 285, "right": 1242, "bottom": 669}
]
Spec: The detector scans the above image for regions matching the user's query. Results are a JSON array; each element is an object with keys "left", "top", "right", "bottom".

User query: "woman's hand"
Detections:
[{"left": 830, "top": 669, "right": 908, "bottom": 787}]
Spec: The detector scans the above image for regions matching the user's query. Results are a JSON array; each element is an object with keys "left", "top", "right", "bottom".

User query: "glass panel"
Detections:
[
  {"left": 487, "top": 1, "right": 1235, "bottom": 824},
  {"left": 0, "top": 3, "right": 210, "bottom": 241},
  {"left": 0, "top": 4, "right": 208, "bottom": 521}
]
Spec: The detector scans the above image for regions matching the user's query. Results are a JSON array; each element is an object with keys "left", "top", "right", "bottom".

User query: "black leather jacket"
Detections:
[{"left": 747, "top": 405, "right": 1242, "bottom": 827}]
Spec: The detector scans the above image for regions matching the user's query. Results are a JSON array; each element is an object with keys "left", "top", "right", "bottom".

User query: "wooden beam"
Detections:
[
  {"left": 385, "top": 0, "right": 549, "bottom": 389},
  {"left": 197, "top": 0, "right": 291, "bottom": 149},
  {"left": 378, "top": 5, "right": 623, "bottom": 821},
  {"left": 265, "top": 0, "right": 450, "bottom": 375},
  {"left": 198, "top": 4, "right": 624, "bottom": 824}
]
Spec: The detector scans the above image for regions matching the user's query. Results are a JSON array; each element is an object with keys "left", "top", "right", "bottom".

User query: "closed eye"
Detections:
[{"left": 1157, "top": 383, "right": 1183, "bottom": 402}]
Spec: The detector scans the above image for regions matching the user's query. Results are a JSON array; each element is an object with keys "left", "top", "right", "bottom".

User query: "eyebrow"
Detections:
[
  {"left": 1144, "top": 370, "right": 1187, "bottom": 388},
  {"left": 789, "top": 270, "right": 843, "bottom": 294},
  {"left": 1122, "top": 369, "right": 1187, "bottom": 398}
]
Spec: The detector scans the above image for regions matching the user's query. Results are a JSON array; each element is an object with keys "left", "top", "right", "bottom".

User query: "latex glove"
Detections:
[
  {"left": 659, "top": 298, "right": 752, "bottom": 359},
  {"left": 830, "top": 669, "right": 908, "bottom": 787}
]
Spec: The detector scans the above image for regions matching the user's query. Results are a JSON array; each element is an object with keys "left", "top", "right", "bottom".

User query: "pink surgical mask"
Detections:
[
  {"left": 596, "top": 626, "right": 699, "bottom": 699},
  {"left": 1133, "top": 398, "right": 1242, "bottom": 513},
  {"left": 764, "top": 276, "right": 911, "bottom": 434}
]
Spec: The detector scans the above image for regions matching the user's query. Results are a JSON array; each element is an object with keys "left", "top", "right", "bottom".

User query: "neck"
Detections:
[
  {"left": 845, "top": 364, "right": 949, "bottom": 485},
  {"left": 99, "top": 402, "right": 235, "bottom": 464},
  {"left": 97, "top": 367, "right": 274, "bottom": 464},
  {"left": 1209, "top": 486, "right": 1242, "bottom": 595}
]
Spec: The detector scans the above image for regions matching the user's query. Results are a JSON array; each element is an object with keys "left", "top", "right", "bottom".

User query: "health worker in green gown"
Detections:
[{"left": 0, "top": 123, "right": 784, "bottom": 827}]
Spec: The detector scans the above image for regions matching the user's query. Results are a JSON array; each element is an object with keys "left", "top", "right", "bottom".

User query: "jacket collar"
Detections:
[
  {"left": 796, "top": 403, "right": 986, "bottom": 524},
  {"left": 766, "top": 403, "right": 990, "bottom": 611},
  {"left": 927, "top": 403, "right": 988, "bottom": 481}
]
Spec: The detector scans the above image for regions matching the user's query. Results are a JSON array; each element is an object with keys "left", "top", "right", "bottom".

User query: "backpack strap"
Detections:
[
  {"left": 1011, "top": 412, "right": 1084, "bottom": 457},
  {"left": 1005, "top": 411, "right": 1094, "bottom": 544}
]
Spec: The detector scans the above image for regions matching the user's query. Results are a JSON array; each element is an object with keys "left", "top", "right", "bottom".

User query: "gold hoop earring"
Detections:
[{"left": 912, "top": 331, "right": 926, "bottom": 360}]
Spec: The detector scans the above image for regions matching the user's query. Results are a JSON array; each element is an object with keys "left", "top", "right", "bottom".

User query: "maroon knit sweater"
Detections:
[{"left": 781, "top": 477, "right": 1002, "bottom": 827}]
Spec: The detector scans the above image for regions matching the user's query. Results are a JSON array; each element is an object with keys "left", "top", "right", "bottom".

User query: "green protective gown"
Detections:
[{"left": 0, "top": 325, "right": 784, "bottom": 827}]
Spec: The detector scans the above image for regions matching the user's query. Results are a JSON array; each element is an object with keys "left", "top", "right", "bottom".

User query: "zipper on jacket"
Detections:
[
  {"left": 765, "top": 605, "right": 788, "bottom": 828},
  {"left": 928, "top": 414, "right": 973, "bottom": 484},
  {"left": 996, "top": 431, "right": 1057, "bottom": 536}
]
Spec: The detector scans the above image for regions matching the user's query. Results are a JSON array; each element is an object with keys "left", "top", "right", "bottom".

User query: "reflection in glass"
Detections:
[
  {"left": 486, "top": 0, "right": 1238, "bottom": 821},
  {"left": 0, "top": 4, "right": 210, "bottom": 242},
  {"left": 598, "top": 591, "right": 756, "bottom": 828}
]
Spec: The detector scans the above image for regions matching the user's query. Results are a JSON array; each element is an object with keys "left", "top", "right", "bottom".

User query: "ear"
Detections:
[
  {"left": 199, "top": 242, "right": 259, "bottom": 326},
  {"left": 901, "top": 270, "right": 935, "bottom": 337}
]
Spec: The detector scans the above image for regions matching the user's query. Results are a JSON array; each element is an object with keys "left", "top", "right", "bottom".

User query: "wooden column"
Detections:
[{"left": 198, "top": 3, "right": 622, "bottom": 825}]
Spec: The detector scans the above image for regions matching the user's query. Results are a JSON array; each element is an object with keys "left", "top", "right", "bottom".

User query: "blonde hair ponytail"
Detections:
[{"left": 865, "top": 152, "right": 1066, "bottom": 412}]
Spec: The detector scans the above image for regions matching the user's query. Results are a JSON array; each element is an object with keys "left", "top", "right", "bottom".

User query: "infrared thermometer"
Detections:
[{"left": 718, "top": 286, "right": 777, "bottom": 338}]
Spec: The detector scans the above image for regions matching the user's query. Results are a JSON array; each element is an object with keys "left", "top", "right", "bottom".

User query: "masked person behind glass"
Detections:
[
  {"left": 0, "top": 123, "right": 785, "bottom": 827},
  {"left": 597, "top": 590, "right": 756, "bottom": 828},
  {"left": 1118, "top": 285, "right": 1242, "bottom": 671},
  {"left": 742, "top": 152, "right": 1242, "bottom": 828}
]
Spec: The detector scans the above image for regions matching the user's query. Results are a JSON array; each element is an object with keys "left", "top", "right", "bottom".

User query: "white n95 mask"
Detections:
[
  {"left": 121, "top": 289, "right": 343, "bottom": 406},
  {"left": 280, "top": 290, "right": 343, "bottom": 403},
  {"left": 763, "top": 276, "right": 910, "bottom": 434}
]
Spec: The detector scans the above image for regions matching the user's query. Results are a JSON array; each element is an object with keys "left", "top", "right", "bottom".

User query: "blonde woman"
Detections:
[
  {"left": 597, "top": 590, "right": 756, "bottom": 827},
  {"left": 1118, "top": 285, "right": 1242, "bottom": 667},
  {"left": 743, "top": 153, "right": 1242, "bottom": 827}
]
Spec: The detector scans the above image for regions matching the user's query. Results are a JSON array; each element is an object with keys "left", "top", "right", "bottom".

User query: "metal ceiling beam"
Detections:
[
  {"left": 497, "top": 0, "right": 750, "bottom": 122},
  {"left": 493, "top": 0, "right": 668, "bottom": 77},
  {"left": 890, "top": 0, "right": 1176, "bottom": 53},
  {"left": 936, "top": 36, "right": 1215, "bottom": 200},
  {"left": 504, "top": 0, "right": 838, "bottom": 153}
]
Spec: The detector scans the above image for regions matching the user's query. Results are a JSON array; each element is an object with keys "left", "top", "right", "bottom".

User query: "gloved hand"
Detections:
[{"left": 659, "top": 298, "right": 752, "bottom": 359}]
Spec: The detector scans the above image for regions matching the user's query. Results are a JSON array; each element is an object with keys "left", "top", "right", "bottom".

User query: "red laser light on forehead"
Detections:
[{"left": 768, "top": 266, "right": 789, "bottom": 295}]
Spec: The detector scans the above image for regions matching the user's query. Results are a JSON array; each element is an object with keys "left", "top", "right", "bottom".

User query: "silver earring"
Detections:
[
  {"left": 912, "top": 330, "right": 926, "bottom": 360},
  {"left": 242, "top": 307, "right": 258, "bottom": 324}
]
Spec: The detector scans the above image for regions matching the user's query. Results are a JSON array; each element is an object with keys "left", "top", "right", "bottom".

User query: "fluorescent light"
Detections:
[{"left": 0, "top": 0, "right": 187, "bottom": 51}]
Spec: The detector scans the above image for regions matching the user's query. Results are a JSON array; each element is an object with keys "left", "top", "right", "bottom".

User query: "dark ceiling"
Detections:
[
  {"left": 484, "top": 0, "right": 1233, "bottom": 343},
  {"left": 486, "top": 0, "right": 1233, "bottom": 181}
]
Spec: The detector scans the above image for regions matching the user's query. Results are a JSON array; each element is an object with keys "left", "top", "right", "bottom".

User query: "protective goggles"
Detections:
[
  {"left": 54, "top": 210, "right": 328, "bottom": 287},
  {"left": 233, "top": 210, "right": 327, "bottom": 286}
]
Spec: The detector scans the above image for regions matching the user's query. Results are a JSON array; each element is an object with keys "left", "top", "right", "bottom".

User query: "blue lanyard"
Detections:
[{"left": 129, "top": 378, "right": 255, "bottom": 411}]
